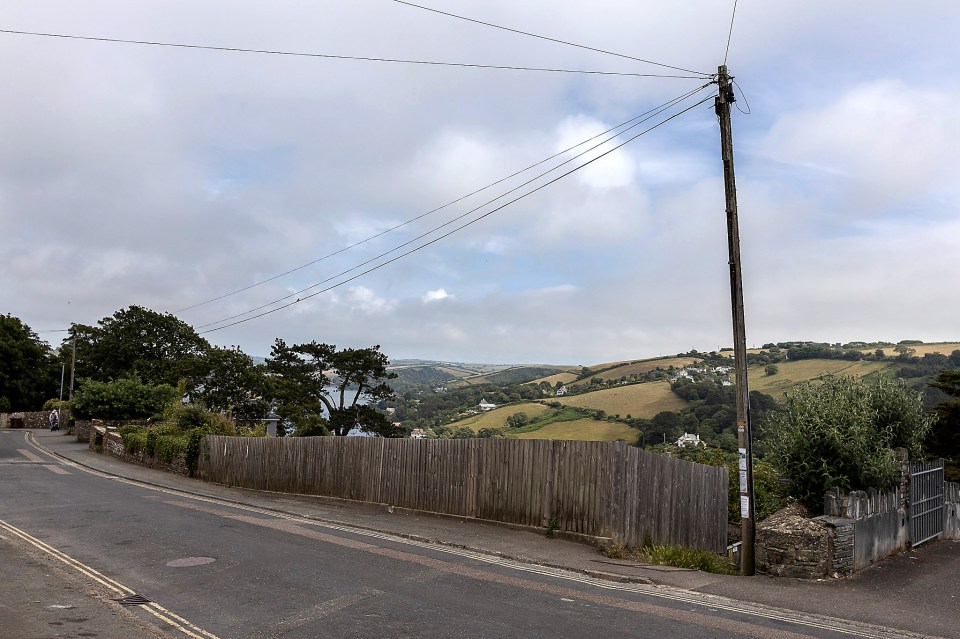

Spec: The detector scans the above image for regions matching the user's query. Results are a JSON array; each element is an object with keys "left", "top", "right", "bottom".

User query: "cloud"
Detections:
[{"left": 422, "top": 288, "right": 451, "bottom": 303}]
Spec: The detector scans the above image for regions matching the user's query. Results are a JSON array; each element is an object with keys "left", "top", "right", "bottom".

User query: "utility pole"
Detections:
[
  {"left": 715, "top": 64, "right": 755, "bottom": 575},
  {"left": 68, "top": 331, "right": 77, "bottom": 402}
]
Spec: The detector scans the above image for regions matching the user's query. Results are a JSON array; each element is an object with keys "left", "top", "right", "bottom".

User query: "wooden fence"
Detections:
[{"left": 201, "top": 436, "right": 727, "bottom": 552}]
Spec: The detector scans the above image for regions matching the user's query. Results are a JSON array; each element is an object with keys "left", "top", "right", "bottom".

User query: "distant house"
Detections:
[
  {"left": 478, "top": 400, "right": 498, "bottom": 411},
  {"left": 555, "top": 385, "right": 568, "bottom": 397},
  {"left": 410, "top": 427, "right": 426, "bottom": 439},
  {"left": 676, "top": 432, "right": 706, "bottom": 448}
]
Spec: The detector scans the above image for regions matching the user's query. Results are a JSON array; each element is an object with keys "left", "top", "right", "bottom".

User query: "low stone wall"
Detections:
[
  {"left": 74, "top": 419, "right": 97, "bottom": 443},
  {"left": 756, "top": 503, "right": 834, "bottom": 578},
  {"left": 89, "top": 425, "right": 188, "bottom": 475},
  {"left": 759, "top": 485, "right": 910, "bottom": 579},
  {"left": 1, "top": 410, "right": 69, "bottom": 429}
]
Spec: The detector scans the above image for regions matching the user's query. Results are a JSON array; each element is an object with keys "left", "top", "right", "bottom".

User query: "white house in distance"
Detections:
[
  {"left": 676, "top": 432, "right": 707, "bottom": 448},
  {"left": 555, "top": 385, "right": 568, "bottom": 396},
  {"left": 478, "top": 399, "right": 498, "bottom": 412}
]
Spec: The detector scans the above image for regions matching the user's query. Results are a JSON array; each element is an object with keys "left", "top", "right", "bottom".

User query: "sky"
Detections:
[{"left": 2, "top": 1, "right": 959, "bottom": 365}]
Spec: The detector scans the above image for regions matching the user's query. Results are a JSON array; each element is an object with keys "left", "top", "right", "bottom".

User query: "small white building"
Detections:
[
  {"left": 676, "top": 432, "right": 707, "bottom": 448},
  {"left": 478, "top": 400, "right": 498, "bottom": 412},
  {"left": 555, "top": 385, "right": 568, "bottom": 396},
  {"left": 410, "top": 427, "right": 426, "bottom": 439}
]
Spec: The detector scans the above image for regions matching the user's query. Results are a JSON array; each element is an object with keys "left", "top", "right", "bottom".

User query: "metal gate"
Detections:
[{"left": 910, "top": 459, "right": 945, "bottom": 547}]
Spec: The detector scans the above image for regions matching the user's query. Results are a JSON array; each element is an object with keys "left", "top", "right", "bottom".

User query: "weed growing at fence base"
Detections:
[{"left": 602, "top": 543, "right": 738, "bottom": 575}]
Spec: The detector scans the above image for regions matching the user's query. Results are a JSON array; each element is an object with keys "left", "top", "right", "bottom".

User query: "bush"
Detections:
[
  {"left": 73, "top": 376, "right": 177, "bottom": 420},
  {"left": 763, "top": 375, "right": 932, "bottom": 508}
]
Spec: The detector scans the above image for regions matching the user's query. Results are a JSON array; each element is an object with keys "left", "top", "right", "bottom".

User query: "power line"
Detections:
[
  {"left": 391, "top": 0, "right": 711, "bottom": 77},
  {"left": 194, "top": 85, "right": 712, "bottom": 331},
  {"left": 198, "top": 93, "right": 715, "bottom": 334},
  {"left": 176, "top": 83, "right": 712, "bottom": 314},
  {"left": 0, "top": 29, "right": 705, "bottom": 79},
  {"left": 723, "top": 0, "right": 739, "bottom": 66}
]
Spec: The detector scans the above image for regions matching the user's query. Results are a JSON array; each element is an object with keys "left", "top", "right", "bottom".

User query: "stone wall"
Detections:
[
  {"left": 756, "top": 503, "right": 835, "bottom": 578},
  {"left": 89, "top": 425, "right": 188, "bottom": 476},
  {"left": 74, "top": 419, "right": 97, "bottom": 443},
  {"left": 759, "top": 483, "right": 910, "bottom": 579},
  {"left": 1, "top": 410, "right": 70, "bottom": 429}
]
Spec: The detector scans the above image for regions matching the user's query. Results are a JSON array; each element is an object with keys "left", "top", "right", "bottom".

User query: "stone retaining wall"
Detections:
[
  {"left": 1, "top": 410, "right": 70, "bottom": 429},
  {"left": 89, "top": 425, "right": 188, "bottom": 476},
  {"left": 759, "top": 485, "right": 910, "bottom": 579}
]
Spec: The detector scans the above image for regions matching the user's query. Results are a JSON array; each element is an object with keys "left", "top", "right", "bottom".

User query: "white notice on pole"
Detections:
[
  {"left": 738, "top": 448, "right": 747, "bottom": 471},
  {"left": 739, "top": 470, "right": 748, "bottom": 493},
  {"left": 740, "top": 495, "right": 750, "bottom": 519}
]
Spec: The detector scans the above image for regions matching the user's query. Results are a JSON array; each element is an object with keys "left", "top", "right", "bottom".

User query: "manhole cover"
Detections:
[{"left": 166, "top": 557, "right": 216, "bottom": 567}]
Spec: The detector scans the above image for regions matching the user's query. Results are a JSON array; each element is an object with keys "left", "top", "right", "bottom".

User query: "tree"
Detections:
[
  {"left": 505, "top": 412, "right": 529, "bottom": 429},
  {"left": 763, "top": 375, "right": 933, "bottom": 508},
  {"left": 72, "top": 376, "right": 178, "bottom": 420},
  {"left": 71, "top": 306, "right": 209, "bottom": 387},
  {"left": 764, "top": 364, "right": 779, "bottom": 376},
  {"left": 187, "top": 346, "right": 269, "bottom": 424},
  {"left": 0, "top": 315, "right": 59, "bottom": 411},
  {"left": 928, "top": 371, "right": 960, "bottom": 481},
  {"left": 266, "top": 340, "right": 398, "bottom": 437}
]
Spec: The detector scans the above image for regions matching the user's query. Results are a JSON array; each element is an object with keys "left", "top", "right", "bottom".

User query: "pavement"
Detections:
[{"left": 9, "top": 428, "right": 960, "bottom": 638}]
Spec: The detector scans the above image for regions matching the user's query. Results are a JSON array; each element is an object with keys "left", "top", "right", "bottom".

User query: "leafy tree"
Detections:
[
  {"left": 763, "top": 375, "right": 932, "bottom": 508},
  {"left": 71, "top": 306, "right": 209, "bottom": 387},
  {"left": 505, "top": 412, "right": 529, "bottom": 429},
  {"left": 187, "top": 346, "right": 268, "bottom": 423},
  {"left": 764, "top": 364, "right": 779, "bottom": 376},
  {"left": 0, "top": 315, "right": 59, "bottom": 410},
  {"left": 266, "top": 340, "right": 398, "bottom": 437},
  {"left": 72, "top": 376, "right": 178, "bottom": 420},
  {"left": 928, "top": 371, "right": 960, "bottom": 481},
  {"left": 477, "top": 427, "right": 505, "bottom": 439}
]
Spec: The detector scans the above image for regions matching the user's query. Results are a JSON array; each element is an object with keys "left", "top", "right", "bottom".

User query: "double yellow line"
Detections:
[{"left": 0, "top": 518, "right": 219, "bottom": 639}]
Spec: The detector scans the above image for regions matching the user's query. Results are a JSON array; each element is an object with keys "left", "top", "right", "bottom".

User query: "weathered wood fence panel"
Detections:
[{"left": 201, "top": 436, "right": 727, "bottom": 552}]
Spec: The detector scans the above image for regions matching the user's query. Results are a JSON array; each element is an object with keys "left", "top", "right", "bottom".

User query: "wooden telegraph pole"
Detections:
[{"left": 715, "top": 64, "right": 755, "bottom": 575}]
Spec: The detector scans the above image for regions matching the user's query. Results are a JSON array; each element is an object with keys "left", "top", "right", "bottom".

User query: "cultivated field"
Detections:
[
  {"left": 528, "top": 371, "right": 579, "bottom": 386},
  {"left": 515, "top": 419, "right": 638, "bottom": 442},
  {"left": 586, "top": 356, "right": 702, "bottom": 381},
  {"left": 748, "top": 360, "right": 895, "bottom": 396},
  {"left": 858, "top": 342, "right": 960, "bottom": 357},
  {"left": 555, "top": 381, "right": 685, "bottom": 418},
  {"left": 448, "top": 402, "right": 551, "bottom": 431}
]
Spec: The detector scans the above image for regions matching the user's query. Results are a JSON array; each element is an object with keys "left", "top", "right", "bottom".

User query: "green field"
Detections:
[
  {"left": 587, "top": 357, "right": 702, "bottom": 381},
  {"left": 448, "top": 402, "right": 550, "bottom": 431},
  {"left": 528, "top": 371, "right": 579, "bottom": 386},
  {"left": 748, "top": 360, "right": 895, "bottom": 396},
  {"left": 555, "top": 381, "right": 685, "bottom": 418},
  {"left": 515, "top": 419, "right": 637, "bottom": 442}
]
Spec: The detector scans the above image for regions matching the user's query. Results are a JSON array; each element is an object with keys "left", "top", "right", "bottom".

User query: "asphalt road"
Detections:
[{"left": 0, "top": 429, "right": 937, "bottom": 639}]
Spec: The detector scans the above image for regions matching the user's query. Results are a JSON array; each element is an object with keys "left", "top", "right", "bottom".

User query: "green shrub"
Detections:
[
  {"left": 73, "top": 377, "right": 177, "bottom": 420},
  {"left": 601, "top": 543, "right": 737, "bottom": 575},
  {"left": 185, "top": 428, "right": 208, "bottom": 476},
  {"left": 763, "top": 374, "right": 932, "bottom": 508},
  {"left": 119, "top": 425, "right": 147, "bottom": 455}
]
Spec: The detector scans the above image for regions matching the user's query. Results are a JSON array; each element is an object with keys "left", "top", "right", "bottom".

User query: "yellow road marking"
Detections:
[
  {"left": 0, "top": 518, "right": 219, "bottom": 639},
  {"left": 16, "top": 447, "right": 71, "bottom": 474}
]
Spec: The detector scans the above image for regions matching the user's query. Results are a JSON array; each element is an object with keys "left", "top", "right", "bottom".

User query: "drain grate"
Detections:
[{"left": 113, "top": 594, "right": 151, "bottom": 606}]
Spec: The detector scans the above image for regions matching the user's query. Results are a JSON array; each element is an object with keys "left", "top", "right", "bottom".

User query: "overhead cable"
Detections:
[
  {"left": 723, "top": 0, "right": 738, "bottom": 66},
  {"left": 177, "top": 82, "right": 713, "bottom": 314},
  {"left": 391, "top": 0, "right": 711, "bottom": 77},
  {"left": 198, "top": 93, "right": 715, "bottom": 334},
  {"left": 194, "top": 85, "right": 712, "bottom": 330},
  {"left": 0, "top": 29, "right": 705, "bottom": 78}
]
